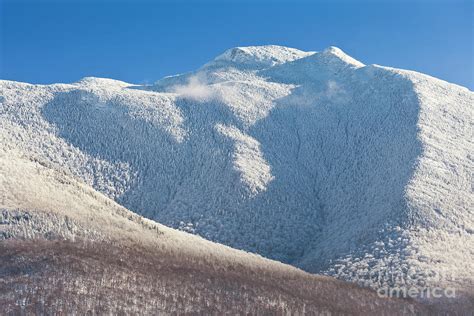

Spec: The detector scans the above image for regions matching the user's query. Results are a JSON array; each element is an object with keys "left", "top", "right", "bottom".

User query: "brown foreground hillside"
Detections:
[{"left": 1, "top": 238, "right": 430, "bottom": 315}]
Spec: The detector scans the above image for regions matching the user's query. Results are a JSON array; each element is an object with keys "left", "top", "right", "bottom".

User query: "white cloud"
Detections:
[
  {"left": 325, "top": 80, "right": 349, "bottom": 103},
  {"left": 170, "top": 74, "right": 216, "bottom": 102},
  {"left": 286, "top": 80, "right": 349, "bottom": 107}
]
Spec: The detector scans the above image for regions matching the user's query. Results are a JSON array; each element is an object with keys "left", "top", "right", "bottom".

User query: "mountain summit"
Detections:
[
  {"left": 1, "top": 45, "right": 473, "bottom": 312},
  {"left": 205, "top": 45, "right": 315, "bottom": 68}
]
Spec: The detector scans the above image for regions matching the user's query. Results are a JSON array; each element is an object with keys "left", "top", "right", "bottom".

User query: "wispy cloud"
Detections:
[
  {"left": 170, "top": 74, "right": 217, "bottom": 102},
  {"left": 286, "top": 80, "right": 349, "bottom": 107},
  {"left": 324, "top": 80, "right": 349, "bottom": 103}
]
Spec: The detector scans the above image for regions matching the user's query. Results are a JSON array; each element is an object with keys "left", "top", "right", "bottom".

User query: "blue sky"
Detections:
[{"left": 1, "top": 0, "right": 472, "bottom": 89}]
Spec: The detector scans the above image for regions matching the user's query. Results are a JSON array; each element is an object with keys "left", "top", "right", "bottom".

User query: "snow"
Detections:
[
  {"left": 1, "top": 45, "right": 473, "bottom": 302},
  {"left": 205, "top": 45, "right": 314, "bottom": 69},
  {"left": 215, "top": 123, "right": 274, "bottom": 195},
  {"left": 320, "top": 46, "right": 365, "bottom": 68},
  {"left": 0, "top": 147, "right": 313, "bottom": 280}
]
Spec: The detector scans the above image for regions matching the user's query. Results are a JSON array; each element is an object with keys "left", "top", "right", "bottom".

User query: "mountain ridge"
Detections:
[{"left": 1, "top": 45, "right": 473, "bottom": 310}]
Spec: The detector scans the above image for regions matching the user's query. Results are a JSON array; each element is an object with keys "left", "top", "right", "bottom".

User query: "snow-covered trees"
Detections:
[{"left": 1, "top": 45, "right": 473, "bottom": 311}]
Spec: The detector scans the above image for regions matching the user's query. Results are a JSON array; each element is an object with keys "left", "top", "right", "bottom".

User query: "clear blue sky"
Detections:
[{"left": 1, "top": 0, "right": 472, "bottom": 89}]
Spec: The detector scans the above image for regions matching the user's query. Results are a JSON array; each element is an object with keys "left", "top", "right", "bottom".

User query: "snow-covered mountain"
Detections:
[
  {"left": 2, "top": 150, "right": 427, "bottom": 314},
  {"left": 1, "top": 45, "right": 473, "bottom": 311}
]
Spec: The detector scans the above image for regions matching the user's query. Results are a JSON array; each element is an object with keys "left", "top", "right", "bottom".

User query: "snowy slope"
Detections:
[
  {"left": 1, "top": 45, "right": 473, "bottom": 306},
  {"left": 0, "top": 150, "right": 428, "bottom": 314}
]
